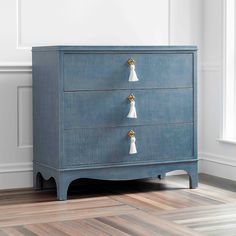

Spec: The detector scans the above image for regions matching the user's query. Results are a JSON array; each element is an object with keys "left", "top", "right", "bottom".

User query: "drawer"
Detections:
[
  {"left": 64, "top": 89, "right": 193, "bottom": 129},
  {"left": 62, "top": 124, "right": 193, "bottom": 167},
  {"left": 63, "top": 53, "right": 193, "bottom": 91}
]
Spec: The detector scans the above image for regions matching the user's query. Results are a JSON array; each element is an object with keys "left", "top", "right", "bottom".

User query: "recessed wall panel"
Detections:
[{"left": 17, "top": 86, "right": 32, "bottom": 147}]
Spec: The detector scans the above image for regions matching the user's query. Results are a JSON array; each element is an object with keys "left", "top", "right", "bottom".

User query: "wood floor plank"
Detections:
[
  {"left": 157, "top": 203, "right": 236, "bottom": 219},
  {"left": 97, "top": 215, "right": 163, "bottom": 236},
  {"left": 0, "top": 204, "right": 138, "bottom": 228},
  {"left": 126, "top": 210, "right": 203, "bottom": 236},
  {"left": 0, "top": 227, "right": 26, "bottom": 236},
  {"left": 23, "top": 224, "right": 56, "bottom": 236},
  {"left": 109, "top": 193, "right": 168, "bottom": 212},
  {"left": 157, "top": 203, "right": 236, "bottom": 236},
  {"left": 0, "top": 230, "right": 8, "bottom": 236},
  {"left": 12, "top": 226, "right": 38, "bottom": 236},
  {"left": 81, "top": 218, "right": 130, "bottom": 236},
  {"left": 0, "top": 196, "right": 116, "bottom": 211},
  {"left": 0, "top": 197, "right": 123, "bottom": 220},
  {"left": 167, "top": 176, "right": 236, "bottom": 204},
  {"left": 109, "top": 188, "right": 223, "bottom": 214},
  {"left": 121, "top": 193, "right": 175, "bottom": 210},
  {"left": 48, "top": 221, "right": 87, "bottom": 236},
  {"left": 56, "top": 220, "right": 109, "bottom": 236}
]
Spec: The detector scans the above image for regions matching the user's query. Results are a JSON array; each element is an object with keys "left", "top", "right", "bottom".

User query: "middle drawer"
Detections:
[{"left": 64, "top": 89, "right": 193, "bottom": 129}]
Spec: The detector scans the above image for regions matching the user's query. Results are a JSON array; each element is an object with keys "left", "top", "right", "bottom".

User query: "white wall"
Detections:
[
  {"left": 200, "top": 0, "right": 236, "bottom": 181},
  {"left": 0, "top": 0, "right": 203, "bottom": 189}
]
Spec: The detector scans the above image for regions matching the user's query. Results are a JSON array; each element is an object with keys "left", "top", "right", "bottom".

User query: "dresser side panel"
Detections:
[
  {"left": 193, "top": 51, "right": 198, "bottom": 160},
  {"left": 33, "top": 51, "right": 61, "bottom": 168}
]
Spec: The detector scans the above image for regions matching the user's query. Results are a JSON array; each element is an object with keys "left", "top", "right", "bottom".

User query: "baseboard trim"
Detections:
[
  {"left": 199, "top": 152, "right": 236, "bottom": 167},
  {"left": 0, "top": 155, "right": 235, "bottom": 189},
  {"left": 0, "top": 163, "right": 33, "bottom": 190},
  {"left": 199, "top": 152, "right": 236, "bottom": 181}
]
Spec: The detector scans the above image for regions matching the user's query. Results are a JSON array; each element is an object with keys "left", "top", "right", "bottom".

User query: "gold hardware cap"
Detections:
[
  {"left": 128, "top": 130, "right": 135, "bottom": 138},
  {"left": 127, "top": 58, "right": 135, "bottom": 65},
  {"left": 127, "top": 93, "right": 135, "bottom": 102}
]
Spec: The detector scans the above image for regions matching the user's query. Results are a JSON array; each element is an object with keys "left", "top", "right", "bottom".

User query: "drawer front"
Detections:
[
  {"left": 62, "top": 124, "right": 194, "bottom": 167},
  {"left": 64, "top": 89, "right": 193, "bottom": 129},
  {"left": 63, "top": 53, "right": 193, "bottom": 91}
]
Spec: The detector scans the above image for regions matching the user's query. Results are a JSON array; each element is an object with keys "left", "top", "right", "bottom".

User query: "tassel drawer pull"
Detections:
[
  {"left": 127, "top": 93, "right": 137, "bottom": 119},
  {"left": 127, "top": 58, "right": 139, "bottom": 82},
  {"left": 128, "top": 130, "right": 137, "bottom": 155}
]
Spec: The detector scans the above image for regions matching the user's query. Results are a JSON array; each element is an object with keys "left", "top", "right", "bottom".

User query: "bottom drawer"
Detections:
[{"left": 62, "top": 124, "right": 194, "bottom": 167}]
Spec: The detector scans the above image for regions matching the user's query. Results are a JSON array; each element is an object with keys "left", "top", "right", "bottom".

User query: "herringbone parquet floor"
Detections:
[{"left": 0, "top": 174, "right": 235, "bottom": 236}]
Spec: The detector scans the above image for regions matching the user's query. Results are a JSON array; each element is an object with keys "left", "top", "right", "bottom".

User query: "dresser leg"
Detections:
[
  {"left": 33, "top": 172, "right": 43, "bottom": 190},
  {"left": 57, "top": 189, "right": 67, "bottom": 201},
  {"left": 188, "top": 170, "right": 198, "bottom": 189},
  {"left": 158, "top": 173, "right": 166, "bottom": 180},
  {"left": 56, "top": 178, "right": 70, "bottom": 201}
]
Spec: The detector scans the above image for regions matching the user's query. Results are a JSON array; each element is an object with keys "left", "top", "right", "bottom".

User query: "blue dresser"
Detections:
[{"left": 32, "top": 46, "right": 198, "bottom": 200}]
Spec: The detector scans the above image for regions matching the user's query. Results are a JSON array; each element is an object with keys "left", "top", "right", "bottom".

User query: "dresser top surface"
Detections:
[{"left": 32, "top": 45, "right": 198, "bottom": 52}]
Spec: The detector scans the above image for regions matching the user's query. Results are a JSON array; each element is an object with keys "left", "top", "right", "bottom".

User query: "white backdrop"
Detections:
[
  {"left": 200, "top": 0, "right": 236, "bottom": 180},
  {"left": 0, "top": 0, "right": 203, "bottom": 189}
]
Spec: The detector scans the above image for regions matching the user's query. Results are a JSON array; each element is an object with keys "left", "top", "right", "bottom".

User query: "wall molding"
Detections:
[
  {"left": 0, "top": 64, "right": 221, "bottom": 74},
  {"left": 17, "top": 85, "right": 33, "bottom": 149},
  {"left": 16, "top": 0, "right": 21, "bottom": 49},
  {"left": 217, "top": 138, "right": 236, "bottom": 145},
  {"left": 0, "top": 162, "right": 32, "bottom": 174},
  {"left": 0, "top": 63, "right": 32, "bottom": 73},
  {"left": 16, "top": 0, "right": 31, "bottom": 50}
]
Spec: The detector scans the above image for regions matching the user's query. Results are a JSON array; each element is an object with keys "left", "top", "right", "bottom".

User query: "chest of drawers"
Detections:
[{"left": 32, "top": 46, "right": 198, "bottom": 200}]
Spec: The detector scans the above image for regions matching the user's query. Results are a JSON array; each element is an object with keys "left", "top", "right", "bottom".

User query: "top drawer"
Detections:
[{"left": 63, "top": 53, "right": 193, "bottom": 91}]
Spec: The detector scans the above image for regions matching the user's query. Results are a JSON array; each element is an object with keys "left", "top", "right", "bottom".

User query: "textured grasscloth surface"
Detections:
[
  {"left": 0, "top": 174, "right": 235, "bottom": 236},
  {"left": 63, "top": 124, "right": 194, "bottom": 167},
  {"left": 64, "top": 88, "right": 193, "bottom": 129},
  {"left": 63, "top": 53, "right": 193, "bottom": 91}
]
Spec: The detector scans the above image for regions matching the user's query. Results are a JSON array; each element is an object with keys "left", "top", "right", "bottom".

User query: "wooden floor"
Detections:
[{"left": 0, "top": 174, "right": 235, "bottom": 236}]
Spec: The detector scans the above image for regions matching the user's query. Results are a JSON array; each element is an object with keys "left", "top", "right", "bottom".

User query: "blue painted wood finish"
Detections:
[
  {"left": 64, "top": 89, "right": 193, "bottom": 129},
  {"left": 32, "top": 46, "right": 198, "bottom": 200},
  {"left": 63, "top": 53, "right": 193, "bottom": 90},
  {"left": 63, "top": 124, "right": 193, "bottom": 167}
]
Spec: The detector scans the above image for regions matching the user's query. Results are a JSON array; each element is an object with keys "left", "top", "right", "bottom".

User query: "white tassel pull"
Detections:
[
  {"left": 128, "top": 130, "right": 137, "bottom": 155},
  {"left": 127, "top": 93, "right": 137, "bottom": 119},
  {"left": 129, "top": 136, "right": 137, "bottom": 154},
  {"left": 129, "top": 64, "right": 139, "bottom": 82},
  {"left": 127, "top": 100, "right": 137, "bottom": 119},
  {"left": 127, "top": 58, "right": 139, "bottom": 82}
]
